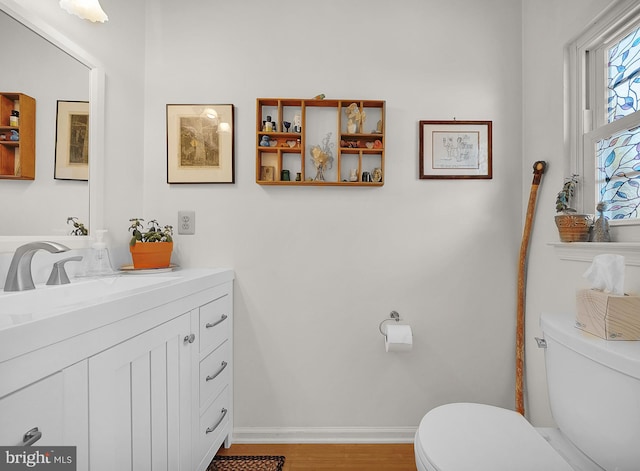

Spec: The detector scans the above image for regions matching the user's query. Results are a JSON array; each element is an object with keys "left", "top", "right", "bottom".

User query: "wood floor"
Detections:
[{"left": 215, "top": 443, "right": 418, "bottom": 471}]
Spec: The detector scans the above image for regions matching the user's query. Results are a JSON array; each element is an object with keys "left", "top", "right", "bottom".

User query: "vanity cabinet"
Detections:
[
  {"left": 88, "top": 280, "right": 234, "bottom": 471},
  {"left": 0, "top": 92, "right": 35, "bottom": 180},
  {"left": 88, "top": 282, "right": 234, "bottom": 471},
  {"left": 256, "top": 98, "right": 385, "bottom": 186},
  {"left": 0, "top": 269, "right": 233, "bottom": 471},
  {"left": 89, "top": 313, "right": 192, "bottom": 471}
]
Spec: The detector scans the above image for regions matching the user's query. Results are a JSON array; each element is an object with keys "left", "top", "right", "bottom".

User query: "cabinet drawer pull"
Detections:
[
  {"left": 205, "top": 408, "right": 228, "bottom": 434},
  {"left": 23, "top": 427, "right": 42, "bottom": 446},
  {"left": 183, "top": 333, "right": 195, "bottom": 344},
  {"left": 205, "top": 361, "right": 228, "bottom": 382},
  {"left": 205, "top": 314, "right": 228, "bottom": 329}
]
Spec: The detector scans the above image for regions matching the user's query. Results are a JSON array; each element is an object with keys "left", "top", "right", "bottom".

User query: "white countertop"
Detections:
[{"left": 0, "top": 268, "right": 234, "bottom": 364}]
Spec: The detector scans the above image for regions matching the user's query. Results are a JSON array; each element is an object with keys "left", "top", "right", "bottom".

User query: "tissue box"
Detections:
[{"left": 576, "top": 289, "right": 640, "bottom": 340}]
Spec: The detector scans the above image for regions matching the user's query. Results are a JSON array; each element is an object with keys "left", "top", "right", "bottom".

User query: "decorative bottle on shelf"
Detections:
[
  {"left": 264, "top": 115, "right": 273, "bottom": 132},
  {"left": 293, "top": 114, "right": 301, "bottom": 133},
  {"left": 9, "top": 110, "right": 19, "bottom": 127},
  {"left": 592, "top": 202, "right": 611, "bottom": 242}
]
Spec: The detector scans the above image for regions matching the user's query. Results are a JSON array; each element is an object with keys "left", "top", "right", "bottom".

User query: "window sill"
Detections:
[{"left": 549, "top": 242, "right": 640, "bottom": 266}]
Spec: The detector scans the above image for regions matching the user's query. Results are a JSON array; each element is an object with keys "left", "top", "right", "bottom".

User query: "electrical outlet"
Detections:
[{"left": 178, "top": 210, "right": 195, "bottom": 235}]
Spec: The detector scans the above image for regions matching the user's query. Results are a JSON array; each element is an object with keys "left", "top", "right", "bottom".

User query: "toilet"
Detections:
[{"left": 414, "top": 310, "right": 640, "bottom": 471}]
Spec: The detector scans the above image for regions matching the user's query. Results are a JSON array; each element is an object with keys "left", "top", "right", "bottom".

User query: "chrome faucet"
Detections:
[{"left": 4, "top": 241, "right": 71, "bottom": 292}]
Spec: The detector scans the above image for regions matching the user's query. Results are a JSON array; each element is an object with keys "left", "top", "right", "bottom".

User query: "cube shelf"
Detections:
[
  {"left": 256, "top": 98, "right": 385, "bottom": 186},
  {"left": 0, "top": 92, "right": 35, "bottom": 180}
]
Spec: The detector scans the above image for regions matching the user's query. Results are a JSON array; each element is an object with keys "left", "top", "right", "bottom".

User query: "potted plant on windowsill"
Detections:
[
  {"left": 128, "top": 218, "right": 174, "bottom": 268},
  {"left": 555, "top": 174, "right": 593, "bottom": 242}
]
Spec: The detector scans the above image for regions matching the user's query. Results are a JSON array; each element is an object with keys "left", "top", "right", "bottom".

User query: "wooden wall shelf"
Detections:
[
  {"left": 0, "top": 92, "right": 35, "bottom": 180},
  {"left": 256, "top": 98, "right": 385, "bottom": 186}
]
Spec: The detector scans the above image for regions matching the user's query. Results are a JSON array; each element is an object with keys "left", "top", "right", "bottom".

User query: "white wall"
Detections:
[
  {"left": 521, "top": 0, "right": 640, "bottom": 426},
  {"left": 143, "top": 0, "right": 523, "bottom": 437}
]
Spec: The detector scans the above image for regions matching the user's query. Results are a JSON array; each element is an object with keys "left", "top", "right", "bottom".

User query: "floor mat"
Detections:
[{"left": 208, "top": 455, "right": 285, "bottom": 471}]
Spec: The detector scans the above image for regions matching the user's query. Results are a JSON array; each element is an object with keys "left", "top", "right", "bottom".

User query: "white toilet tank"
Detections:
[{"left": 542, "top": 311, "right": 640, "bottom": 471}]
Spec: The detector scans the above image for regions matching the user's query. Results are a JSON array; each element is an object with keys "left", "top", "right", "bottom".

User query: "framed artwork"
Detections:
[
  {"left": 166, "top": 104, "right": 235, "bottom": 183},
  {"left": 54, "top": 100, "right": 89, "bottom": 181},
  {"left": 260, "top": 166, "right": 275, "bottom": 181},
  {"left": 419, "top": 120, "right": 492, "bottom": 179}
]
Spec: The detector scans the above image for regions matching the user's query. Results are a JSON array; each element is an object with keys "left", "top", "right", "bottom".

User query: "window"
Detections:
[
  {"left": 568, "top": 0, "right": 640, "bottom": 230},
  {"left": 596, "top": 23, "right": 640, "bottom": 220}
]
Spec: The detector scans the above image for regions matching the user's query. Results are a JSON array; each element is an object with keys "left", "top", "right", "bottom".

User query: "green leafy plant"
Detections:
[
  {"left": 128, "top": 218, "right": 173, "bottom": 246},
  {"left": 556, "top": 174, "right": 579, "bottom": 213},
  {"left": 67, "top": 217, "right": 88, "bottom": 236}
]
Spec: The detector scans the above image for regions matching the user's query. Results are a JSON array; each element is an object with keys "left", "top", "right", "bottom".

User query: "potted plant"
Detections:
[
  {"left": 555, "top": 175, "right": 593, "bottom": 242},
  {"left": 67, "top": 216, "right": 88, "bottom": 236},
  {"left": 128, "top": 218, "right": 174, "bottom": 268}
]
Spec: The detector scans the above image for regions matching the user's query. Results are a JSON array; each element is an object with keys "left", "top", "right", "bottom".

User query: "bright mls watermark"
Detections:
[{"left": 0, "top": 447, "right": 76, "bottom": 470}]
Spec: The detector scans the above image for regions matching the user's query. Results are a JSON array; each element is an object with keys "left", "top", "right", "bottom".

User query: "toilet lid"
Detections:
[{"left": 416, "top": 403, "right": 574, "bottom": 471}]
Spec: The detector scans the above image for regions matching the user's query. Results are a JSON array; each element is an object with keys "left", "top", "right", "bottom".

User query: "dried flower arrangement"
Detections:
[{"left": 310, "top": 133, "right": 335, "bottom": 181}]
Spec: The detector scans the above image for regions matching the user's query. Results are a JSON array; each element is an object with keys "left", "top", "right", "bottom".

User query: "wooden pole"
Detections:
[{"left": 516, "top": 161, "right": 546, "bottom": 416}]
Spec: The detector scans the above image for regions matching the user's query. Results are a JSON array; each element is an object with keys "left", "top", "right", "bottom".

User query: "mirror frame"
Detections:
[{"left": 0, "top": 0, "right": 104, "bottom": 251}]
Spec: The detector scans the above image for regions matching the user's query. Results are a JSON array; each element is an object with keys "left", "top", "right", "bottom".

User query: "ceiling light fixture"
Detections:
[{"left": 59, "top": 0, "right": 108, "bottom": 23}]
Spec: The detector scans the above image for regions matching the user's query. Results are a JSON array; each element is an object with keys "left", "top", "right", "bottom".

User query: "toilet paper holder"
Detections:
[{"left": 379, "top": 310, "right": 401, "bottom": 336}]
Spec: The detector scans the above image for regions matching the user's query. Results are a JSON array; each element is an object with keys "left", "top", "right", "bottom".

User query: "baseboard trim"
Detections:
[{"left": 232, "top": 426, "right": 417, "bottom": 444}]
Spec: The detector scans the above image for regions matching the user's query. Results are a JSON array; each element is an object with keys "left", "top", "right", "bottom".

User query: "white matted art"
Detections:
[
  {"left": 166, "top": 104, "right": 234, "bottom": 183},
  {"left": 419, "top": 120, "right": 492, "bottom": 179},
  {"left": 55, "top": 100, "right": 89, "bottom": 181}
]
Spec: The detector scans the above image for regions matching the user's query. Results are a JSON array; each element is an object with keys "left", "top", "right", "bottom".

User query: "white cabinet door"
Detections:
[
  {"left": 0, "top": 373, "right": 64, "bottom": 447},
  {"left": 89, "top": 313, "right": 192, "bottom": 471},
  {"left": 0, "top": 361, "right": 89, "bottom": 469}
]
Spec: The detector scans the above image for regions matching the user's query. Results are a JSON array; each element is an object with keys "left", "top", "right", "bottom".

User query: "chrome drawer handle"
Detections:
[
  {"left": 23, "top": 427, "right": 42, "bottom": 446},
  {"left": 183, "top": 333, "right": 195, "bottom": 344},
  {"left": 206, "top": 361, "right": 228, "bottom": 382},
  {"left": 205, "top": 408, "right": 228, "bottom": 434},
  {"left": 205, "top": 314, "right": 227, "bottom": 329}
]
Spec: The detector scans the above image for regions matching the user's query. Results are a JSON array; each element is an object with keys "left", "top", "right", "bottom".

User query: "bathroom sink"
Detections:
[{"left": 0, "top": 274, "right": 179, "bottom": 328}]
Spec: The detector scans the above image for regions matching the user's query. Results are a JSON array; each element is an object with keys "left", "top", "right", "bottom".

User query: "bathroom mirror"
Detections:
[{"left": 0, "top": 1, "right": 104, "bottom": 250}]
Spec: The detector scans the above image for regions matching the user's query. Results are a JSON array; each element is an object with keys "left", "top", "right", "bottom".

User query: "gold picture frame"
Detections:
[
  {"left": 54, "top": 100, "right": 89, "bottom": 181},
  {"left": 166, "top": 104, "right": 235, "bottom": 183}
]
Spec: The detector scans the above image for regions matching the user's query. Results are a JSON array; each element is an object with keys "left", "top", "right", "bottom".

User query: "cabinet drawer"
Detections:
[
  {"left": 197, "top": 387, "right": 230, "bottom": 463},
  {"left": 199, "top": 340, "right": 231, "bottom": 409},
  {"left": 0, "top": 373, "right": 63, "bottom": 447},
  {"left": 199, "top": 294, "right": 231, "bottom": 353}
]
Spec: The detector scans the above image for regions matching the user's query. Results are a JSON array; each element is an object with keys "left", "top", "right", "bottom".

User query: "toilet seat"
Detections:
[{"left": 415, "top": 403, "right": 575, "bottom": 471}]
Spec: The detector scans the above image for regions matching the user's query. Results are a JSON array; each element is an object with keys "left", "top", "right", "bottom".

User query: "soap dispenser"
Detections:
[{"left": 86, "top": 229, "right": 114, "bottom": 276}]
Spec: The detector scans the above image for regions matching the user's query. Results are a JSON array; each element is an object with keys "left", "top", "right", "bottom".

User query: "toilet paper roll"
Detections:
[{"left": 384, "top": 324, "right": 413, "bottom": 352}]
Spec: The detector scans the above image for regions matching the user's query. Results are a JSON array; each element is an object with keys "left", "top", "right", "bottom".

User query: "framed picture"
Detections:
[
  {"left": 419, "top": 120, "right": 492, "bottom": 179},
  {"left": 166, "top": 104, "right": 235, "bottom": 183},
  {"left": 260, "top": 166, "right": 275, "bottom": 181},
  {"left": 54, "top": 100, "right": 89, "bottom": 181}
]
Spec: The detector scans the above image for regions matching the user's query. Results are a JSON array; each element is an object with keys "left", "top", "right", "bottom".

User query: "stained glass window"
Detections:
[
  {"left": 607, "top": 26, "right": 640, "bottom": 123},
  {"left": 570, "top": 5, "right": 640, "bottom": 230},
  {"left": 596, "top": 125, "right": 640, "bottom": 219},
  {"left": 595, "top": 21, "right": 640, "bottom": 222}
]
